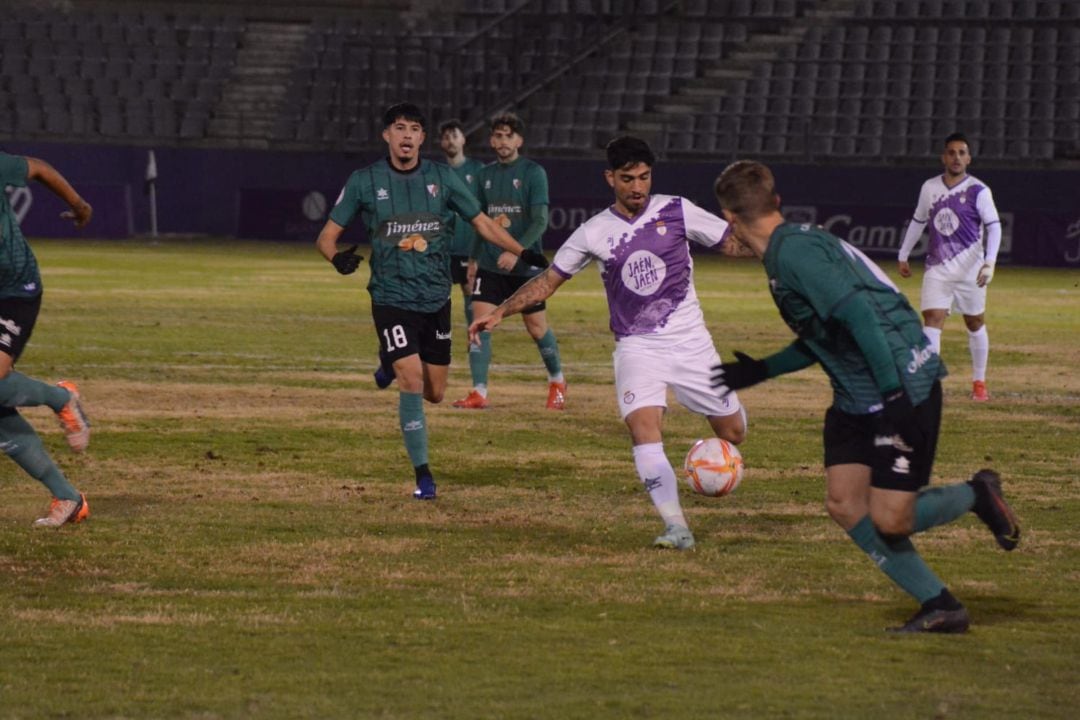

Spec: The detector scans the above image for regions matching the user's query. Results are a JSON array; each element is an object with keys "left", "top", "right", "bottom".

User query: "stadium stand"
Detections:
[{"left": 0, "top": 0, "right": 1075, "bottom": 166}]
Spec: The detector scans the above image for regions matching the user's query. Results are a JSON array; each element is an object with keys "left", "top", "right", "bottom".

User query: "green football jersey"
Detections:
[
  {"left": 445, "top": 157, "right": 484, "bottom": 258},
  {"left": 329, "top": 158, "right": 481, "bottom": 313},
  {"left": 763, "top": 223, "right": 945, "bottom": 414},
  {"left": 0, "top": 152, "right": 43, "bottom": 298},
  {"left": 474, "top": 156, "right": 548, "bottom": 276}
]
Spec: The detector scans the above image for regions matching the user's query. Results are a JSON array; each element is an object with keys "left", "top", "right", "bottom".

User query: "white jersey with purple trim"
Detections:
[
  {"left": 551, "top": 194, "right": 729, "bottom": 347},
  {"left": 899, "top": 174, "right": 1000, "bottom": 269}
]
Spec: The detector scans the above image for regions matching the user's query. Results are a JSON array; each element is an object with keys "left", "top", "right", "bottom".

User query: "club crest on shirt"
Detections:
[
  {"left": 426, "top": 184, "right": 439, "bottom": 198},
  {"left": 377, "top": 187, "right": 389, "bottom": 201},
  {"left": 465, "top": 174, "right": 473, "bottom": 183},
  {"left": 484, "top": 180, "right": 492, "bottom": 189},
  {"left": 512, "top": 178, "right": 521, "bottom": 189},
  {"left": 655, "top": 221, "right": 667, "bottom": 236}
]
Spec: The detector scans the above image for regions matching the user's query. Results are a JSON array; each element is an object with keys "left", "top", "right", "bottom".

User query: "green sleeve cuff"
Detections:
[{"left": 763, "top": 341, "right": 818, "bottom": 378}]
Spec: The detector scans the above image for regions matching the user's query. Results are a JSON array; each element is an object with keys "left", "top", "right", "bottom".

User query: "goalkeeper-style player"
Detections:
[
  {"left": 0, "top": 151, "right": 92, "bottom": 527},
  {"left": 315, "top": 103, "right": 545, "bottom": 500},
  {"left": 711, "top": 160, "right": 1019, "bottom": 633}
]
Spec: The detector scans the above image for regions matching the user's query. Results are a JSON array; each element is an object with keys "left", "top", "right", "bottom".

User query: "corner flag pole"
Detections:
[{"left": 146, "top": 150, "right": 158, "bottom": 238}]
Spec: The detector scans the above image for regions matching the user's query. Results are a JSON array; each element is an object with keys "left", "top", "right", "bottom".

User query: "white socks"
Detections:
[
  {"left": 923, "top": 326, "right": 942, "bottom": 354},
  {"left": 968, "top": 326, "right": 989, "bottom": 381},
  {"left": 632, "top": 443, "right": 687, "bottom": 529}
]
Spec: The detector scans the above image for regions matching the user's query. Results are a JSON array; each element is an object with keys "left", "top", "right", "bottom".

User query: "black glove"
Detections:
[
  {"left": 331, "top": 245, "right": 363, "bottom": 275},
  {"left": 879, "top": 388, "right": 923, "bottom": 449},
  {"left": 710, "top": 351, "right": 768, "bottom": 396},
  {"left": 520, "top": 248, "right": 549, "bottom": 268}
]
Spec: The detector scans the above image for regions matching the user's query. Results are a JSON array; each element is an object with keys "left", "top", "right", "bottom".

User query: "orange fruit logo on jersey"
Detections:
[{"left": 398, "top": 234, "right": 427, "bottom": 252}]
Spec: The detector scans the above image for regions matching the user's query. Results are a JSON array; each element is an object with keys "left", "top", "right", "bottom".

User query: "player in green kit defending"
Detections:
[
  {"left": 712, "top": 160, "right": 1020, "bottom": 633},
  {"left": 454, "top": 113, "right": 566, "bottom": 410},
  {"left": 0, "top": 151, "right": 93, "bottom": 527},
  {"left": 315, "top": 103, "right": 546, "bottom": 499}
]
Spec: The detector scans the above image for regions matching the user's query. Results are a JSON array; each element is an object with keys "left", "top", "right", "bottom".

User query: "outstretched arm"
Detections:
[
  {"left": 468, "top": 267, "right": 566, "bottom": 343},
  {"left": 26, "top": 157, "right": 92, "bottom": 228},
  {"left": 472, "top": 213, "right": 548, "bottom": 268}
]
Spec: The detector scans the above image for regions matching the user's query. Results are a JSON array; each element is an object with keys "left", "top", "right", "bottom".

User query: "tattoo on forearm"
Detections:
[{"left": 501, "top": 269, "right": 557, "bottom": 317}]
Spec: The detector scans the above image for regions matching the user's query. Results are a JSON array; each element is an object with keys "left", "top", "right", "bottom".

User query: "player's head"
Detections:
[
  {"left": 438, "top": 119, "right": 466, "bottom": 158},
  {"left": 941, "top": 132, "right": 972, "bottom": 178},
  {"left": 604, "top": 136, "right": 655, "bottom": 215},
  {"left": 383, "top": 103, "right": 426, "bottom": 130},
  {"left": 381, "top": 103, "right": 426, "bottom": 169},
  {"left": 713, "top": 160, "right": 781, "bottom": 245},
  {"left": 489, "top": 112, "right": 524, "bottom": 162}
]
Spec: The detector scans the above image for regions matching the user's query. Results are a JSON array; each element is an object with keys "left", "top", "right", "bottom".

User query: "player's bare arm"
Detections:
[
  {"left": 26, "top": 157, "right": 92, "bottom": 227},
  {"left": 472, "top": 213, "right": 549, "bottom": 268},
  {"left": 472, "top": 212, "right": 524, "bottom": 255},
  {"left": 468, "top": 268, "right": 565, "bottom": 342},
  {"left": 315, "top": 219, "right": 363, "bottom": 274},
  {"left": 315, "top": 219, "right": 346, "bottom": 262}
]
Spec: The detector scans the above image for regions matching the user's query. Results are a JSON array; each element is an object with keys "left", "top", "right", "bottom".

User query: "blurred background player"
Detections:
[
  {"left": 897, "top": 132, "right": 1001, "bottom": 402},
  {"left": 712, "top": 160, "right": 1019, "bottom": 633},
  {"left": 0, "top": 151, "right": 93, "bottom": 527},
  {"left": 437, "top": 119, "right": 485, "bottom": 333},
  {"left": 315, "top": 103, "right": 545, "bottom": 500},
  {"left": 470, "top": 137, "right": 747, "bottom": 550},
  {"left": 454, "top": 113, "right": 565, "bottom": 410}
]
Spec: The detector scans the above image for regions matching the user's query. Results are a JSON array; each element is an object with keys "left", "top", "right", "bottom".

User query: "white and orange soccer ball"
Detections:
[{"left": 683, "top": 438, "right": 745, "bottom": 497}]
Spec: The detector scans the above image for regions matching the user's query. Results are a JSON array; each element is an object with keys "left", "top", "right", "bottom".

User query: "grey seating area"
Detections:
[
  {"left": 0, "top": 5, "right": 241, "bottom": 143},
  {"left": 520, "top": 0, "right": 1078, "bottom": 162},
  {"left": 0, "top": 0, "right": 1077, "bottom": 165},
  {"left": 759, "top": 2, "right": 1080, "bottom": 161}
]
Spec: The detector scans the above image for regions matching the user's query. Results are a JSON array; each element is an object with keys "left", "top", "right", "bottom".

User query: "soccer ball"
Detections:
[{"left": 683, "top": 438, "right": 744, "bottom": 497}]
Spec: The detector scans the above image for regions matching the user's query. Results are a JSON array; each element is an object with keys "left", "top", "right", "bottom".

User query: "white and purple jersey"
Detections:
[
  {"left": 898, "top": 174, "right": 1001, "bottom": 269},
  {"left": 551, "top": 194, "right": 729, "bottom": 346}
]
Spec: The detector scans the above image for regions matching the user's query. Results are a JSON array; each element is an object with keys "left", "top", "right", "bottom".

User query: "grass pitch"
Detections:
[{"left": 0, "top": 239, "right": 1077, "bottom": 719}]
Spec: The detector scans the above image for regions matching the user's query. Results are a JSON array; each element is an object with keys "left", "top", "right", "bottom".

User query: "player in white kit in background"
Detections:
[
  {"left": 897, "top": 132, "right": 1002, "bottom": 402},
  {"left": 468, "top": 137, "right": 747, "bottom": 550}
]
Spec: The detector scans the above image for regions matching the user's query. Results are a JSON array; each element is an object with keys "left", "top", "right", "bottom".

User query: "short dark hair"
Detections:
[
  {"left": 489, "top": 112, "right": 524, "bottom": 137},
  {"left": 438, "top": 118, "right": 464, "bottom": 136},
  {"left": 944, "top": 132, "right": 969, "bottom": 147},
  {"left": 605, "top": 136, "right": 655, "bottom": 170},
  {"left": 713, "top": 160, "right": 780, "bottom": 221},
  {"left": 383, "top": 103, "right": 426, "bottom": 129}
]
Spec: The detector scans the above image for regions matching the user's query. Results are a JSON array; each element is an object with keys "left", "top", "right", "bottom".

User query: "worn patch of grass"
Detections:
[{"left": 0, "top": 239, "right": 1076, "bottom": 719}]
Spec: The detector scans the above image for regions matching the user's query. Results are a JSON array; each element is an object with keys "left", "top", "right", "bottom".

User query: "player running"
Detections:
[
  {"left": 0, "top": 151, "right": 93, "bottom": 527},
  {"left": 712, "top": 160, "right": 1020, "bottom": 633},
  {"left": 897, "top": 132, "right": 1002, "bottom": 402},
  {"left": 469, "top": 137, "right": 747, "bottom": 549},
  {"left": 316, "top": 103, "right": 547, "bottom": 500}
]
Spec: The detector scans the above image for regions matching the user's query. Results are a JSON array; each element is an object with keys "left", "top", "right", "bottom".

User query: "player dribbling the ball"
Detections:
[{"left": 470, "top": 137, "right": 748, "bottom": 550}]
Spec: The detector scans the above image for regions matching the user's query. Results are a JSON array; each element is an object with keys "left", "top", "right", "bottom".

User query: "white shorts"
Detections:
[
  {"left": 613, "top": 331, "right": 743, "bottom": 420},
  {"left": 921, "top": 252, "right": 987, "bottom": 316}
]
